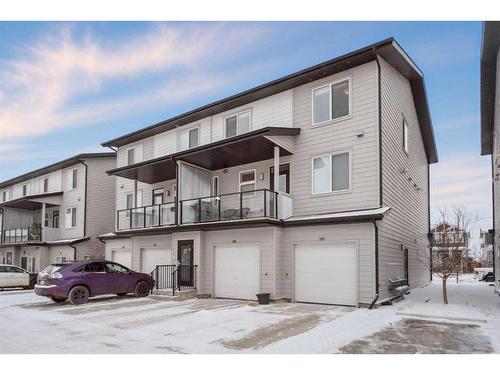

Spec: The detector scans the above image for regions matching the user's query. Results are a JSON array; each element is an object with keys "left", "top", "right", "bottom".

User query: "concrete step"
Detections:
[{"left": 151, "top": 288, "right": 197, "bottom": 301}]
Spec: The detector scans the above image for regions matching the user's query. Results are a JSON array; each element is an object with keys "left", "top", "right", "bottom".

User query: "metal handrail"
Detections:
[
  {"left": 2, "top": 226, "right": 42, "bottom": 244},
  {"left": 117, "top": 201, "right": 175, "bottom": 230}
]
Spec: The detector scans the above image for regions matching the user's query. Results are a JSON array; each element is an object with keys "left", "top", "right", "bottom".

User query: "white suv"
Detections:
[{"left": 0, "top": 265, "right": 37, "bottom": 289}]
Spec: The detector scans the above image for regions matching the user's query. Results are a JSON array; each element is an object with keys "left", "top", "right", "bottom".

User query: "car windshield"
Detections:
[{"left": 40, "top": 264, "right": 65, "bottom": 275}]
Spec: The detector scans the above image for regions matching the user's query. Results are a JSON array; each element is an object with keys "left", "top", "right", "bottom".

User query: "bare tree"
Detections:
[{"left": 420, "top": 204, "right": 474, "bottom": 304}]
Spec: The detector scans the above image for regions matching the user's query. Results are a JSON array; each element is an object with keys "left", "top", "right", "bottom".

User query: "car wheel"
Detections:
[
  {"left": 50, "top": 297, "right": 67, "bottom": 303},
  {"left": 68, "top": 286, "right": 90, "bottom": 305},
  {"left": 134, "top": 281, "right": 150, "bottom": 298}
]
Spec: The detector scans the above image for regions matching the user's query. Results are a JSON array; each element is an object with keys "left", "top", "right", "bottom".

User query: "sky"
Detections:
[{"left": 0, "top": 21, "right": 492, "bottom": 252}]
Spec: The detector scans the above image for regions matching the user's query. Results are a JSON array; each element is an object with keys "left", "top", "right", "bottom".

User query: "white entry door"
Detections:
[
  {"left": 140, "top": 247, "right": 172, "bottom": 274},
  {"left": 214, "top": 244, "right": 260, "bottom": 300},
  {"left": 111, "top": 249, "right": 132, "bottom": 269},
  {"left": 294, "top": 242, "right": 357, "bottom": 306}
]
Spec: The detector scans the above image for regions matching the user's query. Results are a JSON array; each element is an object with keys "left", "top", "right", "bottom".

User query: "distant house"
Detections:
[
  {"left": 480, "top": 21, "right": 500, "bottom": 288},
  {"left": 480, "top": 229, "right": 494, "bottom": 267},
  {"left": 0, "top": 153, "right": 116, "bottom": 272},
  {"left": 430, "top": 223, "right": 470, "bottom": 273}
]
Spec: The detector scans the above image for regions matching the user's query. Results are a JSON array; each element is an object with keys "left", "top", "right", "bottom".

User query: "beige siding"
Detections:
[
  {"left": 289, "top": 61, "right": 379, "bottom": 216},
  {"left": 377, "top": 57, "right": 430, "bottom": 301}
]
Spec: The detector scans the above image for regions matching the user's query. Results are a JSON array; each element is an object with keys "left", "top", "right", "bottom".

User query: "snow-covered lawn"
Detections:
[{"left": 0, "top": 276, "right": 498, "bottom": 354}]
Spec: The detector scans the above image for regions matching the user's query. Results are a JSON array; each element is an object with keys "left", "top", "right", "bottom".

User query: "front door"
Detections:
[
  {"left": 177, "top": 240, "right": 194, "bottom": 286},
  {"left": 6, "top": 252, "right": 13, "bottom": 265},
  {"left": 270, "top": 164, "right": 290, "bottom": 193},
  {"left": 21, "top": 257, "right": 27, "bottom": 270}
]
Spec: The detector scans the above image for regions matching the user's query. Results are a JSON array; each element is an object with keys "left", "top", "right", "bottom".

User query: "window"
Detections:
[
  {"left": 312, "top": 152, "right": 350, "bottom": 194},
  {"left": 67, "top": 169, "right": 78, "bottom": 190},
  {"left": 239, "top": 170, "right": 256, "bottom": 193},
  {"left": 65, "top": 207, "right": 77, "bottom": 228},
  {"left": 44, "top": 212, "right": 49, "bottom": 227},
  {"left": 83, "top": 262, "right": 106, "bottom": 273},
  {"left": 403, "top": 118, "right": 409, "bottom": 154},
  {"left": 126, "top": 145, "right": 143, "bottom": 166},
  {"left": 152, "top": 188, "right": 164, "bottom": 205},
  {"left": 53, "top": 210, "right": 59, "bottom": 228},
  {"left": 126, "top": 193, "right": 134, "bottom": 209},
  {"left": 225, "top": 110, "right": 250, "bottom": 138},
  {"left": 2, "top": 191, "right": 7, "bottom": 202},
  {"left": 212, "top": 176, "right": 219, "bottom": 196},
  {"left": 43, "top": 177, "right": 49, "bottom": 193},
  {"left": 105, "top": 262, "right": 129, "bottom": 273},
  {"left": 22, "top": 184, "right": 28, "bottom": 197},
  {"left": 312, "top": 78, "right": 350, "bottom": 125},
  {"left": 127, "top": 148, "right": 135, "bottom": 165},
  {"left": 179, "top": 127, "right": 200, "bottom": 151}
]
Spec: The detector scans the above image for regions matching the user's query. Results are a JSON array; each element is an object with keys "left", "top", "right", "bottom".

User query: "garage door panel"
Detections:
[
  {"left": 140, "top": 247, "right": 172, "bottom": 274},
  {"left": 215, "top": 245, "right": 260, "bottom": 300},
  {"left": 111, "top": 249, "right": 132, "bottom": 269},
  {"left": 295, "top": 243, "right": 357, "bottom": 306}
]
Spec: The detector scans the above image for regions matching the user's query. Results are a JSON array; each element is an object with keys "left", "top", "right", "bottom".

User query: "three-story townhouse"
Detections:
[
  {"left": 100, "top": 38, "right": 438, "bottom": 306},
  {"left": 0, "top": 153, "right": 116, "bottom": 272}
]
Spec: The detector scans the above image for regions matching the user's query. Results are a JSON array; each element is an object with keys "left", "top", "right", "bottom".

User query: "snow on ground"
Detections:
[{"left": 0, "top": 276, "right": 499, "bottom": 354}]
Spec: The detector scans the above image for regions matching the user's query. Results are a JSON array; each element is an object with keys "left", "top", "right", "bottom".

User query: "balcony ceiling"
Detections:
[
  {"left": 107, "top": 127, "right": 300, "bottom": 184},
  {"left": 0, "top": 192, "right": 63, "bottom": 210}
]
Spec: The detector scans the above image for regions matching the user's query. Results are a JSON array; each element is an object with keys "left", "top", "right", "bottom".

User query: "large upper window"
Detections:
[
  {"left": 312, "top": 152, "right": 350, "bottom": 194},
  {"left": 312, "top": 78, "right": 350, "bottom": 125},
  {"left": 179, "top": 127, "right": 199, "bottom": 151},
  {"left": 403, "top": 118, "right": 409, "bottom": 154},
  {"left": 225, "top": 110, "right": 250, "bottom": 138}
]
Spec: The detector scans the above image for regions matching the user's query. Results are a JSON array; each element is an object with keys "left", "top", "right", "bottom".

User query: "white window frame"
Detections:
[
  {"left": 66, "top": 168, "right": 78, "bottom": 191},
  {"left": 65, "top": 207, "right": 77, "bottom": 229},
  {"left": 1, "top": 190, "right": 8, "bottom": 202},
  {"left": 224, "top": 109, "right": 252, "bottom": 139},
  {"left": 239, "top": 169, "right": 257, "bottom": 193},
  {"left": 311, "top": 150, "right": 352, "bottom": 195},
  {"left": 39, "top": 176, "right": 49, "bottom": 193},
  {"left": 178, "top": 125, "right": 201, "bottom": 151},
  {"left": 125, "top": 193, "right": 134, "bottom": 209},
  {"left": 22, "top": 184, "right": 29, "bottom": 197},
  {"left": 311, "top": 77, "right": 352, "bottom": 126},
  {"left": 125, "top": 144, "right": 143, "bottom": 166},
  {"left": 403, "top": 117, "right": 409, "bottom": 154}
]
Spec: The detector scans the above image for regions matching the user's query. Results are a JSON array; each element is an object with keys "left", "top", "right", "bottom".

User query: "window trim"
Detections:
[
  {"left": 311, "top": 150, "right": 352, "bottom": 196},
  {"left": 238, "top": 169, "right": 257, "bottom": 193},
  {"left": 402, "top": 117, "right": 409, "bottom": 155},
  {"left": 125, "top": 145, "right": 143, "bottom": 166},
  {"left": 178, "top": 124, "right": 201, "bottom": 151},
  {"left": 2, "top": 190, "right": 8, "bottom": 202},
  {"left": 152, "top": 188, "right": 165, "bottom": 205},
  {"left": 224, "top": 109, "right": 252, "bottom": 139},
  {"left": 22, "top": 184, "right": 28, "bottom": 197},
  {"left": 311, "top": 77, "right": 352, "bottom": 127},
  {"left": 43, "top": 177, "right": 49, "bottom": 193}
]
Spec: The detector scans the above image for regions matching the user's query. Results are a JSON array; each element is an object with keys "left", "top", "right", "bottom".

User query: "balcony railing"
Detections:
[
  {"left": 117, "top": 202, "right": 176, "bottom": 231},
  {"left": 2, "top": 226, "right": 42, "bottom": 244},
  {"left": 180, "top": 189, "right": 284, "bottom": 225}
]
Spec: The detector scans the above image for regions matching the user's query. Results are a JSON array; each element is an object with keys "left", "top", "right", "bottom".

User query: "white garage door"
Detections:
[
  {"left": 215, "top": 245, "right": 260, "bottom": 300},
  {"left": 294, "top": 242, "right": 357, "bottom": 306},
  {"left": 140, "top": 247, "right": 172, "bottom": 274},
  {"left": 111, "top": 249, "right": 132, "bottom": 269}
]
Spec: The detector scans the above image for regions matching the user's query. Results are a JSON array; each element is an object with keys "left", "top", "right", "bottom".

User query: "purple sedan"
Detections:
[{"left": 34, "top": 260, "right": 155, "bottom": 304}]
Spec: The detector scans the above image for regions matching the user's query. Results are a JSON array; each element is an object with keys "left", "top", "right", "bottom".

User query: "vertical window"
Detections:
[
  {"left": 22, "top": 184, "right": 28, "bottom": 197},
  {"left": 312, "top": 152, "right": 350, "bottom": 194},
  {"left": 403, "top": 118, "right": 409, "bottom": 154},
  {"left": 2, "top": 191, "right": 7, "bottom": 202},
  {"left": 312, "top": 78, "right": 350, "bottom": 125},
  {"left": 126, "top": 193, "right": 134, "bottom": 209},
  {"left": 225, "top": 110, "right": 251, "bottom": 138},
  {"left": 72, "top": 169, "right": 78, "bottom": 189},
  {"left": 212, "top": 176, "right": 219, "bottom": 196},
  {"left": 65, "top": 207, "right": 77, "bottom": 228},
  {"left": 44, "top": 212, "right": 49, "bottom": 227},
  {"left": 239, "top": 170, "right": 256, "bottom": 192},
  {"left": 127, "top": 148, "right": 135, "bottom": 165},
  {"left": 43, "top": 178, "right": 49, "bottom": 193},
  {"left": 53, "top": 211, "right": 59, "bottom": 228},
  {"left": 152, "top": 188, "right": 164, "bottom": 205},
  {"left": 179, "top": 127, "right": 200, "bottom": 151}
]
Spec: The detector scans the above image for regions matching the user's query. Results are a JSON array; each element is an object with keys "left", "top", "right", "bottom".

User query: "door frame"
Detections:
[
  {"left": 270, "top": 163, "right": 290, "bottom": 193},
  {"left": 292, "top": 240, "right": 359, "bottom": 306},
  {"left": 177, "top": 239, "right": 194, "bottom": 286}
]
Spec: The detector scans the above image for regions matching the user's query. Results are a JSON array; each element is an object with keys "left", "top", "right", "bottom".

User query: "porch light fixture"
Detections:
[{"left": 259, "top": 172, "right": 264, "bottom": 181}]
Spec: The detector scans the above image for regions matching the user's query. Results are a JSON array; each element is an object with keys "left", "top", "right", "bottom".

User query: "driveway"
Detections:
[{"left": 0, "top": 277, "right": 498, "bottom": 353}]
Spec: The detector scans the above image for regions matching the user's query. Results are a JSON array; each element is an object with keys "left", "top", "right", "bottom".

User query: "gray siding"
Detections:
[
  {"left": 289, "top": 61, "right": 379, "bottom": 216},
  {"left": 493, "top": 49, "right": 500, "bottom": 288},
  {"left": 377, "top": 57, "right": 430, "bottom": 301}
]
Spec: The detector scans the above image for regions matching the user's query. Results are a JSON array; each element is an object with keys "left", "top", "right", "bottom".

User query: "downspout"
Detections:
[
  {"left": 369, "top": 219, "right": 380, "bottom": 310},
  {"left": 428, "top": 163, "right": 433, "bottom": 281},
  {"left": 0, "top": 208, "right": 4, "bottom": 244},
  {"left": 491, "top": 154, "right": 496, "bottom": 279},
  {"left": 68, "top": 243, "right": 77, "bottom": 261},
  {"left": 77, "top": 160, "right": 88, "bottom": 237}
]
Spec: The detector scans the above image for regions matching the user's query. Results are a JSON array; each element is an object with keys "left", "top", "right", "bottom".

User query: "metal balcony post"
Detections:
[
  {"left": 240, "top": 192, "right": 243, "bottom": 219},
  {"left": 198, "top": 198, "right": 202, "bottom": 223},
  {"left": 263, "top": 190, "right": 267, "bottom": 217},
  {"left": 143, "top": 207, "right": 146, "bottom": 228},
  {"left": 129, "top": 209, "right": 132, "bottom": 229}
]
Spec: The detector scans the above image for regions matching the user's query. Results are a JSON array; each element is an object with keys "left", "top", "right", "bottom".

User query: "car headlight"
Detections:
[{"left": 48, "top": 272, "right": 63, "bottom": 279}]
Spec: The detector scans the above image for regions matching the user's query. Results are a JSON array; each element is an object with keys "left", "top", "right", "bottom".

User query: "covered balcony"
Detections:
[{"left": 108, "top": 127, "right": 299, "bottom": 232}]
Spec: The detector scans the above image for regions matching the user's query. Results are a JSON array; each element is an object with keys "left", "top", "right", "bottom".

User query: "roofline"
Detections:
[
  {"left": 480, "top": 21, "right": 500, "bottom": 155},
  {"left": 101, "top": 38, "right": 437, "bottom": 163},
  {"left": 0, "top": 152, "right": 116, "bottom": 190}
]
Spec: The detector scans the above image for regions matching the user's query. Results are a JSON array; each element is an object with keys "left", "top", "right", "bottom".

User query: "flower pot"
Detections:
[{"left": 256, "top": 292, "right": 271, "bottom": 305}]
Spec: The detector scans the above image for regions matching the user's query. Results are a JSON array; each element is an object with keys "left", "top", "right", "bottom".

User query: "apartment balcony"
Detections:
[
  {"left": 1, "top": 226, "right": 61, "bottom": 244},
  {"left": 117, "top": 202, "right": 176, "bottom": 231}
]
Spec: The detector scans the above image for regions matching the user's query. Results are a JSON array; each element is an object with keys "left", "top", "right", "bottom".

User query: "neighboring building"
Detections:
[
  {"left": 430, "top": 223, "right": 470, "bottom": 273},
  {"left": 0, "top": 153, "right": 116, "bottom": 272},
  {"left": 480, "top": 21, "right": 500, "bottom": 288},
  {"left": 100, "top": 38, "right": 438, "bottom": 307},
  {"left": 480, "top": 229, "right": 494, "bottom": 267}
]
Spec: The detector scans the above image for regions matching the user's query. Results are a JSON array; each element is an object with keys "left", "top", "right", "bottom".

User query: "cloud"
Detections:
[
  {"left": 0, "top": 23, "right": 268, "bottom": 141},
  {"left": 431, "top": 153, "right": 492, "bottom": 225}
]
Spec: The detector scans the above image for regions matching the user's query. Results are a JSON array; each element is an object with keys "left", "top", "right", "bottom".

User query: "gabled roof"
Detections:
[
  {"left": 480, "top": 21, "right": 500, "bottom": 155},
  {"left": 0, "top": 153, "right": 116, "bottom": 190},
  {"left": 102, "top": 38, "right": 438, "bottom": 164}
]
